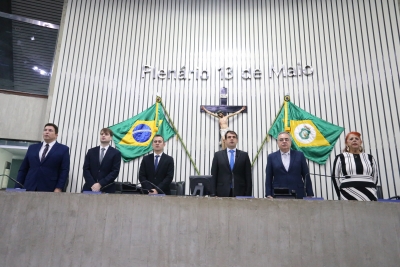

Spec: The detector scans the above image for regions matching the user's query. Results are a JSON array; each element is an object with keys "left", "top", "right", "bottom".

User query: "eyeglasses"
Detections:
[{"left": 278, "top": 138, "right": 290, "bottom": 142}]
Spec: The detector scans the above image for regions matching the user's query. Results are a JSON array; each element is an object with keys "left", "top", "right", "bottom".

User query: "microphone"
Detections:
[
  {"left": 0, "top": 174, "right": 25, "bottom": 189},
  {"left": 116, "top": 182, "right": 150, "bottom": 194},
  {"left": 138, "top": 180, "right": 165, "bottom": 195},
  {"left": 97, "top": 181, "right": 115, "bottom": 192}
]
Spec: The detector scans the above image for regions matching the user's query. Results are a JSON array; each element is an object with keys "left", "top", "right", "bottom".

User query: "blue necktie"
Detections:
[
  {"left": 154, "top": 155, "right": 160, "bottom": 170},
  {"left": 229, "top": 150, "right": 235, "bottom": 171}
]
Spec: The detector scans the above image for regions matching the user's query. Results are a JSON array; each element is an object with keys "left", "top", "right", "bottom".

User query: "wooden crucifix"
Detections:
[{"left": 201, "top": 87, "right": 247, "bottom": 149}]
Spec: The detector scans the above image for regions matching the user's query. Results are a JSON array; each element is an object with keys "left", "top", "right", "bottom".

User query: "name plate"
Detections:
[
  {"left": 236, "top": 196, "right": 255, "bottom": 199},
  {"left": 148, "top": 194, "right": 166, "bottom": 197},
  {"left": 82, "top": 191, "right": 102, "bottom": 194},
  {"left": 378, "top": 199, "right": 400, "bottom": 203},
  {"left": 6, "top": 188, "right": 26, "bottom": 192},
  {"left": 303, "top": 197, "right": 324, "bottom": 200}
]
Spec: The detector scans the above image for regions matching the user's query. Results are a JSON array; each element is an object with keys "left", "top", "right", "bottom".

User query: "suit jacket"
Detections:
[
  {"left": 82, "top": 146, "right": 121, "bottom": 193},
  {"left": 138, "top": 153, "right": 174, "bottom": 195},
  {"left": 17, "top": 142, "right": 70, "bottom": 192},
  {"left": 265, "top": 149, "right": 314, "bottom": 199},
  {"left": 211, "top": 149, "right": 252, "bottom": 197}
]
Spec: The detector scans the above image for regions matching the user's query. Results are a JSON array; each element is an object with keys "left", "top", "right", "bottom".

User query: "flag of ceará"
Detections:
[
  {"left": 268, "top": 101, "right": 344, "bottom": 164},
  {"left": 109, "top": 102, "right": 175, "bottom": 162}
]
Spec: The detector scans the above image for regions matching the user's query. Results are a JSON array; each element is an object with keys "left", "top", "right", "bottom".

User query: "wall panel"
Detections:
[{"left": 49, "top": 0, "right": 400, "bottom": 198}]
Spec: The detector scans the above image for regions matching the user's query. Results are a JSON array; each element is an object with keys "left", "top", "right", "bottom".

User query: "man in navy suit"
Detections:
[
  {"left": 211, "top": 131, "right": 252, "bottom": 197},
  {"left": 17, "top": 123, "right": 70, "bottom": 192},
  {"left": 265, "top": 132, "right": 314, "bottom": 199},
  {"left": 82, "top": 128, "right": 121, "bottom": 193},
  {"left": 139, "top": 134, "right": 174, "bottom": 195}
]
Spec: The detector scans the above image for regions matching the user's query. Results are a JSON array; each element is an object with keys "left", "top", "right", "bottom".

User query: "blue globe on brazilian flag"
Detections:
[
  {"left": 268, "top": 100, "right": 344, "bottom": 165},
  {"left": 109, "top": 102, "right": 175, "bottom": 162}
]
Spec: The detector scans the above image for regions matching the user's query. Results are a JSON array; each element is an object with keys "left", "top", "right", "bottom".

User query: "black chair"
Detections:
[
  {"left": 114, "top": 182, "right": 142, "bottom": 194},
  {"left": 376, "top": 185, "right": 383, "bottom": 199},
  {"left": 273, "top": 188, "right": 297, "bottom": 199},
  {"left": 170, "top": 181, "right": 185, "bottom": 196}
]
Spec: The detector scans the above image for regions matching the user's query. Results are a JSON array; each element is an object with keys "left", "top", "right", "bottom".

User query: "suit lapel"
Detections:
[
  {"left": 94, "top": 146, "right": 101, "bottom": 168},
  {"left": 100, "top": 146, "right": 113, "bottom": 166},
  {"left": 287, "top": 150, "right": 295, "bottom": 172},
  {"left": 222, "top": 149, "right": 231, "bottom": 170},
  {"left": 149, "top": 153, "right": 156, "bottom": 176},
  {"left": 277, "top": 151, "right": 288, "bottom": 173},
  {"left": 233, "top": 149, "right": 241, "bottom": 171},
  {"left": 35, "top": 143, "right": 43, "bottom": 163}
]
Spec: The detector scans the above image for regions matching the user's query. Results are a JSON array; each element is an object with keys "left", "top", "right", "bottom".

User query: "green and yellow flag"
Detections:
[
  {"left": 109, "top": 102, "right": 175, "bottom": 162},
  {"left": 268, "top": 100, "right": 344, "bottom": 164}
]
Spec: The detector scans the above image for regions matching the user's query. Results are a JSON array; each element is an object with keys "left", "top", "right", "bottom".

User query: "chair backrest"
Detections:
[
  {"left": 170, "top": 181, "right": 185, "bottom": 196},
  {"left": 376, "top": 185, "right": 383, "bottom": 199}
]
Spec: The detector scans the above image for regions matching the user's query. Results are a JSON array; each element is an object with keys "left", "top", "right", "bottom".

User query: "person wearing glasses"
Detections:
[
  {"left": 331, "top": 131, "right": 379, "bottom": 201},
  {"left": 265, "top": 131, "right": 314, "bottom": 199}
]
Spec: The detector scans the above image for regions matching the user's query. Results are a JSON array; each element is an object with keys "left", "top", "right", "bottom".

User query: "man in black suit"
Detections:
[
  {"left": 211, "top": 130, "right": 252, "bottom": 197},
  {"left": 139, "top": 134, "right": 174, "bottom": 195},
  {"left": 82, "top": 128, "right": 121, "bottom": 193}
]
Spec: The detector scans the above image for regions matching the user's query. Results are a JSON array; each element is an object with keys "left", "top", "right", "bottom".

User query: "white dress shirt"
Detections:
[
  {"left": 281, "top": 151, "right": 290, "bottom": 171},
  {"left": 39, "top": 140, "right": 56, "bottom": 159}
]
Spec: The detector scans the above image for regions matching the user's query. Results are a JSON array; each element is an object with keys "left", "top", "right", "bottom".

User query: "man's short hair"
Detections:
[
  {"left": 100, "top": 128, "right": 113, "bottom": 137},
  {"left": 44, "top": 123, "right": 58, "bottom": 134},
  {"left": 153, "top": 134, "right": 165, "bottom": 142},
  {"left": 277, "top": 131, "right": 292, "bottom": 140},
  {"left": 225, "top": 130, "right": 238, "bottom": 139}
]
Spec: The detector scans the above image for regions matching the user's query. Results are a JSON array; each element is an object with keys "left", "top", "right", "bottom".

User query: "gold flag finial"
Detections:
[{"left": 284, "top": 95, "right": 290, "bottom": 102}]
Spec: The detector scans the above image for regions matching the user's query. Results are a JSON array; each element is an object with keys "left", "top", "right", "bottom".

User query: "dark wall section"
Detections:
[{"left": 0, "top": 1, "right": 14, "bottom": 90}]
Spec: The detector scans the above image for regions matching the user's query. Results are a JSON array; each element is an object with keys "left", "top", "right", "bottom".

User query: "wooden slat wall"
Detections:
[{"left": 49, "top": 0, "right": 400, "bottom": 199}]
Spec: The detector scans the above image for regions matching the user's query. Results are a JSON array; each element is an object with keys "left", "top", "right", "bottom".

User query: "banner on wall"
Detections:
[
  {"left": 268, "top": 98, "right": 344, "bottom": 165},
  {"left": 109, "top": 102, "right": 176, "bottom": 162}
]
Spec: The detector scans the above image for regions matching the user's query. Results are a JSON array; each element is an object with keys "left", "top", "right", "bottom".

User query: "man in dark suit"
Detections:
[
  {"left": 265, "top": 131, "right": 314, "bottom": 199},
  {"left": 139, "top": 134, "right": 174, "bottom": 195},
  {"left": 82, "top": 128, "right": 121, "bottom": 193},
  {"left": 211, "top": 131, "right": 252, "bottom": 197},
  {"left": 17, "top": 123, "right": 70, "bottom": 192}
]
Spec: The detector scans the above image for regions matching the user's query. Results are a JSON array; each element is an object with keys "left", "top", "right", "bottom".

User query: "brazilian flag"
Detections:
[
  {"left": 268, "top": 100, "right": 344, "bottom": 165},
  {"left": 109, "top": 103, "right": 175, "bottom": 162}
]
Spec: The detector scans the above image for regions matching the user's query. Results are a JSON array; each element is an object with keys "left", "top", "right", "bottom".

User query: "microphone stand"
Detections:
[
  {"left": 138, "top": 180, "right": 165, "bottom": 195},
  {"left": 0, "top": 174, "right": 25, "bottom": 189}
]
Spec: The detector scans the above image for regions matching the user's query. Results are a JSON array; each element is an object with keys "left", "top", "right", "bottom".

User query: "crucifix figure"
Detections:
[{"left": 201, "top": 87, "right": 247, "bottom": 149}]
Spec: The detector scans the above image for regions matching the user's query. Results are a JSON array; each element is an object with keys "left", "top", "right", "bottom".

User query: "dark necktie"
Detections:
[
  {"left": 229, "top": 150, "right": 235, "bottom": 171},
  {"left": 41, "top": 144, "right": 49, "bottom": 162},
  {"left": 100, "top": 148, "right": 105, "bottom": 164},
  {"left": 154, "top": 155, "right": 160, "bottom": 170}
]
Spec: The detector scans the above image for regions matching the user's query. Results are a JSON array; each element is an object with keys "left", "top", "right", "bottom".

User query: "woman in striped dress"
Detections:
[{"left": 332, "top": 132, "right": 379, "bottom": 201}]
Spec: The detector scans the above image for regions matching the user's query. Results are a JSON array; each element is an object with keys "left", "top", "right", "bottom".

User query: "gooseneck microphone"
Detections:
[
  {"left": 88, "top": 180, "right": 165, "bottom": 195},
  {"left": 138, "top": 180, "right": 165, "bottom": 195},
  {"left": 0, "top": 174, "right": 25, "bottom": 189},
  {"left": 98, "top": 181, "right": 115, "bottom": 192}
]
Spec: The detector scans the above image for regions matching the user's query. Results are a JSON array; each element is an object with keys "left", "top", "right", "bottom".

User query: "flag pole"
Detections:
[
  {"left": 284, "top": 95, "right": 291, "bottom": 132},
  {"left": 251, "top": 96, "right": 290, "bottom": 167},
  {"left": 157, "top": 97, "right": 200, "bottom": 175}
]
